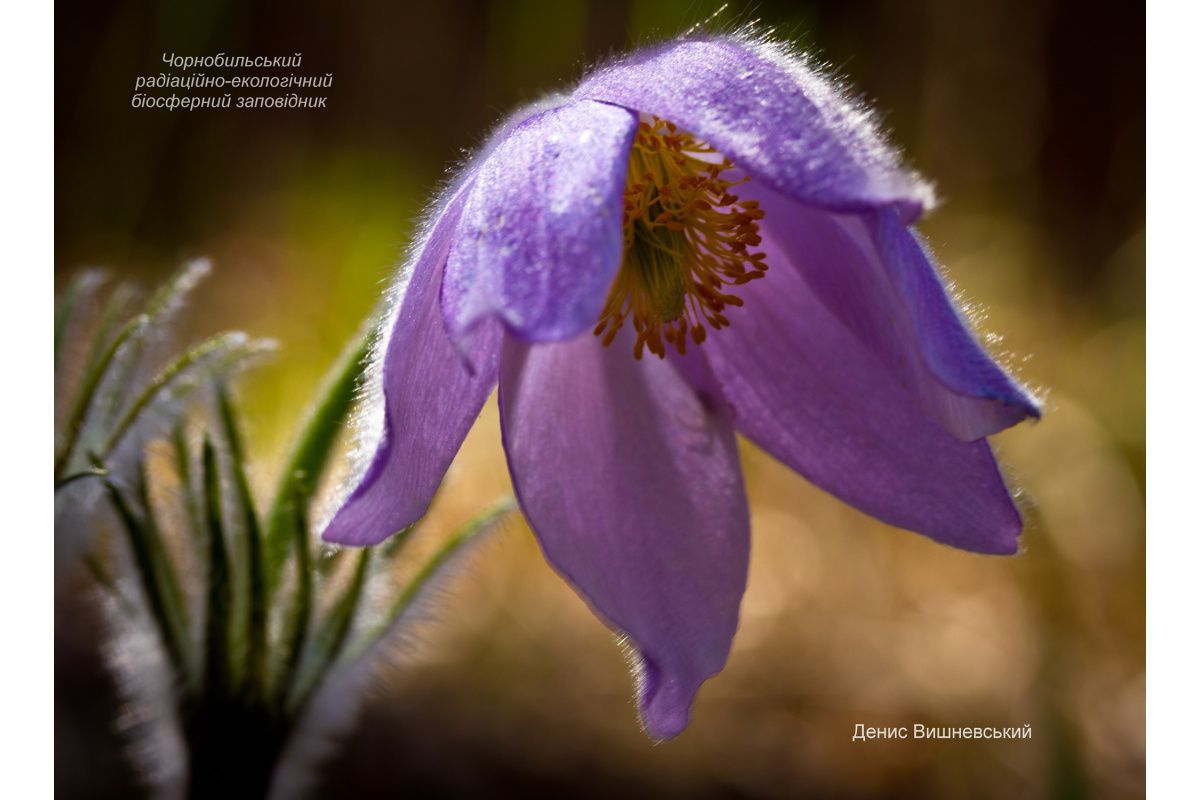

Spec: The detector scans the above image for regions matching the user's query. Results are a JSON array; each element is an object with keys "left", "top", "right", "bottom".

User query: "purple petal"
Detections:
[
  {"left": 575, "top": 34, "right": 932, "bottom": 221},
  {"left": 680, "top": 225, "right": 1024, "bottom": 554},
  {"left": 323, "top": 181, "right": 501, "bottom": 546},
  {"left": 442, "top": 99, "right": 638, "bottom": 343},
  {"left": 499, "top": 331, "right": 749, "bottom": 738},
  {"left": 742, "top": 179, "right": 1040, "bottom": 441}
]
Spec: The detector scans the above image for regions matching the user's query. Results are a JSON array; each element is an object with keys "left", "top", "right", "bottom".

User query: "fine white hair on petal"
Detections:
[
  {"left": 734, "top": 29, "right": 938, "bottom": 213},
  {"left": 325, "top": 94, "right": 575, "bottom": 532},
  {"left": 616, "top": 634, "right": 655, "bottom": 738},
  {"left": 333, "top": 23, "right": 952, "bottom": 525},
  {"left": 573, "top": 21, "right": 937, "bottom": 218}
]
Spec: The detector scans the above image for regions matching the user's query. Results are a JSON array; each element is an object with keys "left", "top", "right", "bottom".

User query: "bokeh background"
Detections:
[{"left": 55, "top": 0, "right": 1145, "bottom": 797}]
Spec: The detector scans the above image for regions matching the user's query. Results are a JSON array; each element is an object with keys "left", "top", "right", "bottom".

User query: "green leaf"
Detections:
[
  {"left": 215, "top": 382, "right": 268, "bottom": 701},
  {"left": 83, "top": 552, "right": 135, "bottom": 616},
  {"left": 55, "top": 466, "right": 110, "bottom": 488},
  {"left": 314, "top": 543, "right": 348, "bottom": 577},
  {"left": 287, "top": 548, "right": 371, "bottom": 713},
  {"left": 96, "top": 260, "right": 211, "bottom": 431},
  {"left": 372, "top": 499, "right": 514, "bottom": 646},
  {"left": 86, "top": 284, "right": 139, "bottom": 366},
  {"left": 55, "top": 270, "right": 105, "bottom": 374},
  {"left": 98, "top": 332, "right": 273, "bottom": 461},
  {"left": 53, "top": 313, "right": 149, "bottom": 482},
  {"left": 262, "top": 330, "right": 370, "bottom": 595},
  {"left": 273, "top": 500, "right": 313, "bottom": 710},
  {"left": 143, "top": 258, "right": 211, "bottom": 319},
  {"left": 379, "top": 523, "right": 417, "bottom": 561},
  {"left": 201, "top": 435, "right": 234, "bottom": 699},
  {"left": 131, "top": 458, "right": 195, "bottom": 687},
  {"left": 65, "top": 285, "right": 142, "bottom": 452},
  {"left": 104, "top": 466, "right": 195, "bottom": 689},
  {"left": 171, "top": 421, "right": 206, "bottom": 564}
]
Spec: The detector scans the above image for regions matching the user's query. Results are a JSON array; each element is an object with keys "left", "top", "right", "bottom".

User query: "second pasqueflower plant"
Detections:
[{"left": 323, "top": 31, "right": 1041, "bottom": 739}]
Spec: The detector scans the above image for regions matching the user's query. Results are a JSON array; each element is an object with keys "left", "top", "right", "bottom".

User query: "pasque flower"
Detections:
[{"left": 323, "top": 31, "right": 1041, "bottom": 739}]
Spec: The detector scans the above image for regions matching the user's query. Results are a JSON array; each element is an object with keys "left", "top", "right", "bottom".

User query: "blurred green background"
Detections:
[{"left": 56, "top": 0, "right": 1145, "bottom": 797}]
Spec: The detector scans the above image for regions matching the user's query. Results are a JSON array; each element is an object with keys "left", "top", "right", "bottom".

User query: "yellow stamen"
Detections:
[{"left": 594, "top": 117, "right": 768, "bottom": 359}]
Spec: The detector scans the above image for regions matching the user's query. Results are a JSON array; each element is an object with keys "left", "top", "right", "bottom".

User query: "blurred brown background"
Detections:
[{"left": 56, "top": 0, "right": 1145, "bottom": 797}]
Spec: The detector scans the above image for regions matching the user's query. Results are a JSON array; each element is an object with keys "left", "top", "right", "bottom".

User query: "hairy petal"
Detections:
[
  {"left": 500, "top": 331, "right": 749, "bottom": 739},
  {"left": 443, "top": 100, "right": 638, "bottom": 343},
  {"left": 323, "top": 183, "right": 500, "bottom": 546},
  {"left": 575, "top": 33, "right": 932, "bottom": 221},
  {"left": 743, "top": 179, "right": 1040, "bottom": 440},
  {"left": 680, "top": 229, "right": 1024, "bottom": 554}
]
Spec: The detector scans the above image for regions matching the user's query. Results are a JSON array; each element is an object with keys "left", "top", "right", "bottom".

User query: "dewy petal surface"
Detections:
[
  {"left": 443, "top": 99, "right": 638, "bottom": 343},
  {"left": 740, "top": 180, "right": 1040, "bottom": 441},
  {"left": 323, "top": 182, "right": 500, "bottom": 546},
  {"left": 679, "top": 227, "right": 1023, "bottom": 554},
  {"left": 575, "top": 34, "right": 932, "bottom": 221},
  {"left": 499, "top": 330, "right": 749, "bottom": 739}
]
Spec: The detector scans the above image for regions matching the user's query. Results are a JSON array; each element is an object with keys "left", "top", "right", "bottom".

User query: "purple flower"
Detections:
[{"left": 322, "top": 32, "right": 1041, "bottom": 739}]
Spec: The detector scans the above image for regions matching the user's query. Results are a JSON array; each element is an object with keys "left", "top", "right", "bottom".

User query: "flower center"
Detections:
[{"left": 594, "top": 118, "right": 768, "bottom": 360}]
